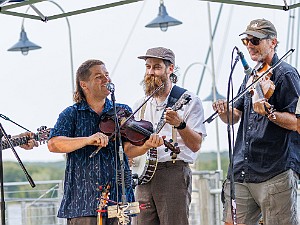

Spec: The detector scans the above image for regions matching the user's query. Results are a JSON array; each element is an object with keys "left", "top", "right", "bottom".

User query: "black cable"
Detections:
[{"left": 226, "top": 46, "right": 239, "bottom": 225}]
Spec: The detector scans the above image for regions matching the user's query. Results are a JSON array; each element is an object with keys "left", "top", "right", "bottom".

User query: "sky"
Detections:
[{"left": 1, "top": 0, "right": 299, "bottom": 162}]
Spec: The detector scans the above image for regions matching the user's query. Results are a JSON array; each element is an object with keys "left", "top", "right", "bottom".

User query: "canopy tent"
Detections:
[{"left": 0, "top": 0, "right": 299, "bottom": 21}]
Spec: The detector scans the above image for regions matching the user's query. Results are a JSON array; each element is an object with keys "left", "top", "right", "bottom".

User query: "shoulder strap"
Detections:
[{"left": 167, "top": 85, "right": 187, "bottom": 108}]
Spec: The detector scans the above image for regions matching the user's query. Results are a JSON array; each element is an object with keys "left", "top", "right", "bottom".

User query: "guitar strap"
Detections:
[
  {"left": 139, "top": 85, "right": 187, "bottom": 161},
  {"left": 166, "top": 85, "right": 187, "bottom": 108},
  {"left": 140, "top": 85, "right": 187, "bottom": 155}
]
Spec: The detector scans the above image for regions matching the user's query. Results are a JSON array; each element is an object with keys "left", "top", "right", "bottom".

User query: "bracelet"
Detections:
[{"left": 174, "top": 121, "right": 186, "bottom": 130}]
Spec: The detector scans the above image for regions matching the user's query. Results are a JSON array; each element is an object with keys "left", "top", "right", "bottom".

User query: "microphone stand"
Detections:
[
  {"left": 226, "top": 52, "right": 239, "bottom": 225},
  {"left": 0, "top": 126, "right": 5, "bottom": 225},
  {"left": 0, "top": 123, "right": 36, "bottom": 225},
  {"left": 108, "top": 86, "right": 129, "bottom": 225},
  {"left": 0, "top": 114, "right": 36, "bottom": 225},
  {"left": 106, "top": 86, "right": 141, "bottom": 225}
]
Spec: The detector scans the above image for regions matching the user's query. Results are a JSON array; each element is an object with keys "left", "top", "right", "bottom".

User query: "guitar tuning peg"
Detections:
[
  {"left": 164, "top": 148, "right": 168, "bottom": 152},
  {"left": 174, "top": 142, "right": 178, "bottom": 147},
  {"left": 169, "top": 139, "right": 173, "bottom": 143},
  {"left": 37, "top": 126, "right": 47, "bottom": 131}
]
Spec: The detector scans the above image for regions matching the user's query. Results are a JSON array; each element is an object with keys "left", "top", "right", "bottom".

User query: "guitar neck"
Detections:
[
  {"left": 1, "top": 136, "right": 30, "bottom": 150},
  {"left": 0, "top": 127, "right": 50, "bottom": 151}
]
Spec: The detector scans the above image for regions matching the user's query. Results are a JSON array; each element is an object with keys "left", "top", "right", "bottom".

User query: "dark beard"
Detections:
[{"left": 142, "top": 74, "right": 168, "bottom": 97}]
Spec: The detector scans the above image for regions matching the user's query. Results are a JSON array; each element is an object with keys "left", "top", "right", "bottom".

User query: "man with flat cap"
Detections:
[
  {"left": 125, "top": 47, "right": 206, "bottom": 225},
  {"left": 212, "top": 19, "right": 300, "bottom": 225}
]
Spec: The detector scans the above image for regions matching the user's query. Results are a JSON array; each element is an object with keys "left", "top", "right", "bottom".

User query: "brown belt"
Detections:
[{"left": 157, "top": 160, "right": 189, "bottom": 168}]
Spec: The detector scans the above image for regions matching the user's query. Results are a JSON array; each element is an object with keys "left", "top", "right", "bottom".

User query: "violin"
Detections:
[
  {"left": 99, "top": 107, "right": 180, "bottom": 154},
  {"left": 246, "top": 62, "right": 276, "bottom": 118}
]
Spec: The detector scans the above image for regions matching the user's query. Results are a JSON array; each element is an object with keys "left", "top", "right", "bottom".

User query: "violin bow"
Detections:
[
  {"left": 89, "top": 83, "right": 164, "bottom": 158},
  {"left": 203, "top": 48, "right": 295, "bottom": 124},
  {"left": 116, "top": 83, "right": 164, "bottom": 131}
]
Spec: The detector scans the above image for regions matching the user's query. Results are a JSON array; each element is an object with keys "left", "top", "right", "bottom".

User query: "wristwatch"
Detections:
[{"left": 174, "top": 121, "right": 186, "bottom": 130}]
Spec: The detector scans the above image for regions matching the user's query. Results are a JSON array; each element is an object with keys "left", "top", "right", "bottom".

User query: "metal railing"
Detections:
[
  {"left": 2, "top": 173, "right": 300, "bottom": 225},
  {"left": 189, "top": 170, "right": 223, "bottom": 225},
  {"left": 3, "top": 180, "right": 65, "bottom": 225}
]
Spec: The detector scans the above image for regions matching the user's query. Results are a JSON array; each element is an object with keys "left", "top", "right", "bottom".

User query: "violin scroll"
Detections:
[{"left": 247, "top": 62, "right": 276, "bottom": 118}]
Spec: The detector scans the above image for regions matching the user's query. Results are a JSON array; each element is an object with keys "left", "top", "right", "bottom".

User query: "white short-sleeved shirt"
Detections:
[{"left": 133, "top": 86, "right": 207, "bottom": 163}]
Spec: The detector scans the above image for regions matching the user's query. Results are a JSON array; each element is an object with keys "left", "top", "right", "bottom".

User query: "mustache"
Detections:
[{"left": 142, "top": 74, "right": 165, "bottom": 97}]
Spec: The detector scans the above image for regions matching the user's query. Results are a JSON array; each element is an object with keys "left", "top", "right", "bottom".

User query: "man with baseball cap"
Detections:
[
  {"left": 125, "top": 47, "right": 206, "bottom": 225},
  {"left": 239, "top": 18, "right": 277, "bottom": 39},
  {"left": 213, "top": 19, "right": 300, "bottom": 225}
]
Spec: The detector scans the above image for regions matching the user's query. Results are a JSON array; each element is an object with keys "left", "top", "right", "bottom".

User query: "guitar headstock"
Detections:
[
  {"left": 35, "top": 126, "right": 51, "bottom": 144},
  {"left": 163, "top": 139, "right": 180, "bottom": 154},
  {"left": 172, "top": 93, "right": 192, "bottom": 111}
]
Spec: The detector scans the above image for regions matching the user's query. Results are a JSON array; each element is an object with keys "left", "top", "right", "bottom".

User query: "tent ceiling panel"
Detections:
[{"left": 0, "top": 0, "right": 300, "bottom": 21}]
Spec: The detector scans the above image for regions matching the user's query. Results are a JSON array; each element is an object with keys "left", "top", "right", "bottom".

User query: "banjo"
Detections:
[{"left": 131, "top": 92, "right": 191, "bottom": 185}]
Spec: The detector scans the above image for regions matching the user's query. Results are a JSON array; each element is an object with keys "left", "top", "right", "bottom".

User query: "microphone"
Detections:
[
  {"left": 236, "top": 47, "right": 252, "bottom": 76},
  {"left": 106, "top": 82, "right": 115, "bottom": 92}
]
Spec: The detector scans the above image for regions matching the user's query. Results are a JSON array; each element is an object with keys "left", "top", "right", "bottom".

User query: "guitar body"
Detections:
[{"left": 131, "top": 148, "right": 158, "bottom": 185}]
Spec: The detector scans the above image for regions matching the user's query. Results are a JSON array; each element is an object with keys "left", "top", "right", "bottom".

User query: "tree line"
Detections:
[{"left": 3, "top": 152, "right": 229, "bottom": 198}]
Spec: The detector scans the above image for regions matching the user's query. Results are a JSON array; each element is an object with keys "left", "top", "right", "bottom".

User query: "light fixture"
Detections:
[
  {"left": 7, "top": 0, "right": 75, "bottom": 96},
  {"left": 203, "top": 86, "right": 226, "bottom": 102},
  {"left": 7, "top": 26, "right": 41, "bottom": 55},
  {"left": 145, "top": 0, "right": 182, "bottom": 32}
]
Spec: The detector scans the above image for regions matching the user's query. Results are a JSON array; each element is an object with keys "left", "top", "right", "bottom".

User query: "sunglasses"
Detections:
[{"left": 241, "top": 37, "right": 266, "bottom": 46}]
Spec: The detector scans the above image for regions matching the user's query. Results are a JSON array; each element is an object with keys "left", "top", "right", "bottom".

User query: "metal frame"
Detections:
[
  {"left": 0, "top": 0, "right": 144, "bottom": 20},
  {"left": 198, "top": 0, "right": 300, "bottom": 11},
  {"left": 1, "top": 0, "right": 300, "bottom": 21}
]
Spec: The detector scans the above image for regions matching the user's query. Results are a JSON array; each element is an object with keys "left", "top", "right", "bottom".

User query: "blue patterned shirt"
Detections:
[{"left": 49, "top": 99, "right": 135, "bottom": 218}]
